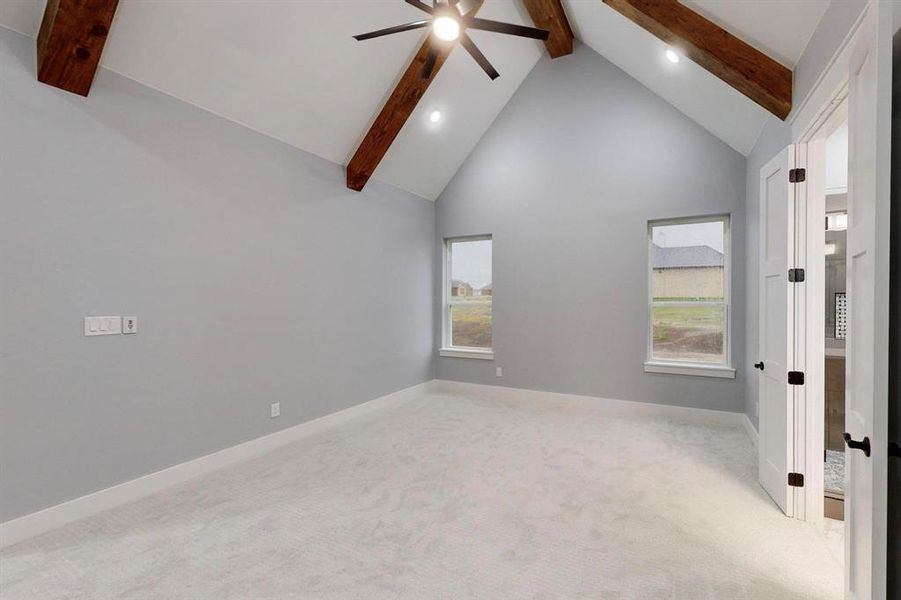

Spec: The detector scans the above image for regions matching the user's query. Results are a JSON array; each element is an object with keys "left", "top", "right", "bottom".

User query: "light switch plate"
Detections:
[
  {"left": 85, "top": 316, "right": 121, "bottom": 336},
  {"left": 270, "top": 403, "right": 280, "bottom": 418},
  {"left": 123, "top": 316, "right": 137, "bottom": 334}
]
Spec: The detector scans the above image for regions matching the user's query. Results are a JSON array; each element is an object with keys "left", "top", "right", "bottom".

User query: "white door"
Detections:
[
  {"left": 757, "top": 146, "right": 796, "bottom": 516},
  {"left": 844, "top": 1, "right": 891, "bottom": 596}
]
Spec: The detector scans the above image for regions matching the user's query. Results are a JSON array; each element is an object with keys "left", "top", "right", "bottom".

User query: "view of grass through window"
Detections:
[
  {"left": 650, "top": 219, "right": 727, "bottom": 364},
  {"left": 448, "top": 238, "right": 492, "bottom": 349}
]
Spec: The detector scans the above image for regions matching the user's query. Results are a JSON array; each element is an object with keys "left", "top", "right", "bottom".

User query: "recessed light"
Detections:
[
  {"left": 433, "top": 16, "right": 460, "bottom": 42},
  {"left": 429, "top": 110, "right": 442, "bottom": 123},
  {"left": 665, "top": 48, "right": 680, "bottom": 64}
]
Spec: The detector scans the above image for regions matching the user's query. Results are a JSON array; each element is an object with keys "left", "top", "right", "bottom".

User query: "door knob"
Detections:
[
  {"left": 843, "top": 433, "right": 871, "bottom": 457},
  {"left": 754, "top": 362, "right": 765, "bottom": 370}
]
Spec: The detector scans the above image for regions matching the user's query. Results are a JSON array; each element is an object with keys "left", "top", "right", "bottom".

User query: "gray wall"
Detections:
[
  {"left": 434, "top": 43, "right": 747, "bottom": 413},
  {"left": 742, "top": 0, "right": 867, "bottom": 429},
  {"left": 0, "top": 28, "right": 435, "bottom": 522}
]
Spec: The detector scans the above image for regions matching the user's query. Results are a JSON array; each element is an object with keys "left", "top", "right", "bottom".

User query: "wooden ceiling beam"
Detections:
[
  {"left": 346, "top": 37, "right": 453, "bottom": 192},
  {"left": 521, "top": 0, "right": 573, "bottom": 58},
  {"left": 602, "top": 0, "right": 792, "bottom": 120},
  {"left": 37, "top": 0, "right": 120, "bottom": 96},
  {"left": 346, "top": 2, "right": 483, "bottom": 192}
]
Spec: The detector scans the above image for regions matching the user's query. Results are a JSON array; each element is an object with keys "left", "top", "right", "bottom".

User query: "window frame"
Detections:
[
  {"left": 440, "top": 235, "right": 494, "bottom": 360},
  {"left": 644, "top": 215, "right": 735, "bottom": 378}
]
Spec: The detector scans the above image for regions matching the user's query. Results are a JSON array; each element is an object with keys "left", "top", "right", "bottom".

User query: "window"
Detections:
[
  {"left": 826, "top": 211, "right": 848, "bottom": 231},
  {"left": 645, "top": 216, "right": 734, "bottom": 378},
  {"left": 441, "top": 236, "right": 493, "bottom": 359}
]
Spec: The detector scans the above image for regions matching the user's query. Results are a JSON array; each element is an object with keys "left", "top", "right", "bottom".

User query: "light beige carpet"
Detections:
[{"left": 1, "top": 385, "right": 842, "bottom": 599}]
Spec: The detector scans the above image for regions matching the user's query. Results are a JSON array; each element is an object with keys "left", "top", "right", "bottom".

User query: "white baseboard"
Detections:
[
  {"left": 430, "top": 380, "right": 745, "bottom": 427},
  {"left": 1, "top": 379, "right": 748, "bottom": 548},
  {"left": 0, "top": 381, "right": 429, "bottom": 549},
  {"left": 742, "top": 413, "right": 759, "bottom": 449}
]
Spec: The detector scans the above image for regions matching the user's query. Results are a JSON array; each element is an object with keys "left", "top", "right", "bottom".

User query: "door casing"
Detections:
[{"left": 781, "top": 1, "right": 891, "bottom": 597}]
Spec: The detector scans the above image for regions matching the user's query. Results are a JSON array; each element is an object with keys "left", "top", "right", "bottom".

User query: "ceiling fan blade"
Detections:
[
  {"left": 405, "top": 0, "right": 434, "bottom": 14},
  {"left": 442, "top": 0, "right": 470, "bottom": 16},
  {"left": 353, "top": 20, "right": 431, "bottom": 41},
  {"left": 459, "top": 33, "right": 499, "bottom": 80},
  {"left": 461, "top": 17, "right": 549, "bottom": 40},
  {"left": 421, "top": 45, "right": 439, "bottom": 79},
  {"left": 456, "top": 0, "right": 483, "bottom": 16}
]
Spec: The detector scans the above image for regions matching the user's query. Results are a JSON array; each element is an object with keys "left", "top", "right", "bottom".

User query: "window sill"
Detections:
[
  {"left": 439, "top": 348, "right": 495, "bottom": 360},
  {"left": 644, "top": 361, "right": 736, "bottom": 379}
]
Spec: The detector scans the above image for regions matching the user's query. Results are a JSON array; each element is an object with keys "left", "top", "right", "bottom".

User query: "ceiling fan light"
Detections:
[{"left": 433, "top": 16, "right": 460, "bottom": 42}]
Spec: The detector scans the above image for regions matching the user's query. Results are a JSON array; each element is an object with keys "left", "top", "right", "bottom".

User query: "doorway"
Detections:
[{"left": 755, "top": 1, "right": 893, "bottom": 596}]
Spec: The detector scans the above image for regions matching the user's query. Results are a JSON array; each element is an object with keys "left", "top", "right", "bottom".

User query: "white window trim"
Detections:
[
  {"left": 439, "top": 348, "right": 495, "bottom": 360},
  {"left": 643, "top": 361, "right": 736, "bottom": 378},
  {"left": 646, "top": 215, "right": 733, "bottom": 376},
  {"left": 441, "top": 235, "right": 494, "bottom": 360}
]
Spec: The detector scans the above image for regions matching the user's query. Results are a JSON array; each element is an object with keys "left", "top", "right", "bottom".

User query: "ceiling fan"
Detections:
[{"left": 353, "top": 0, "right": 550, "bottom": 80}]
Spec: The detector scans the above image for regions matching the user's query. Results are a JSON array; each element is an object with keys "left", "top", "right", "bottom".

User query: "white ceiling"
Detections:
[
  {"left": 1, "top": 0, "right": 831, "bottom": 199},
  {"left": 564, "top": 0, "right": 829, "bottom": 155},
  {"left": 682, "top": 0, "right": 828, "bottom": 68},
  {"left": 0, "top": 1, "right": 43, "bottom": 35},
  {"left": 0, "top": 0, "right": 543, "bottom": 200}
]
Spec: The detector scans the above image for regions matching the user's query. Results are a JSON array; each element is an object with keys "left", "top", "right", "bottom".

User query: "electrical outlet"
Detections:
[
  {"left": 270, "top": 403, "right": 280, "bottom": 418},
  {"left": 496, "top": 366, "right": 503, "bottom": 377}
]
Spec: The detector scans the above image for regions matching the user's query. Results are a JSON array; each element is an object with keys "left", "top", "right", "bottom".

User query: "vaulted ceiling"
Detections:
[
  {"left": 0, "top": 0, "right": 830, "bottom": 200},
  {"left": 568, "top": 0, "right": 828, "bottom": 155}
]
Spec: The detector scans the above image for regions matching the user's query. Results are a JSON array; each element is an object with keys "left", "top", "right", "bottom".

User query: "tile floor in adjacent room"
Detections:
[
  {"left": 825, "top": 449, "right": 845, "bottom": 493},
  {"left": 0, "top": 385, "right": 843, "bottom": 599}
]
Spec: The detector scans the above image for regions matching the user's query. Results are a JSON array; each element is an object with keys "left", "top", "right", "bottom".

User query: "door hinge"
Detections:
[
  {"left": 788, "top": 472, "right": 805, "bottom": 487},
  {"left": 788, "top": 371, "right": 805, "bottom": 385},
  {"left": 788, "top": 268, "right": 805, "bottom": 282},
  {"left": 789, "top": 168, "right": 806, "bottom": 183}
]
